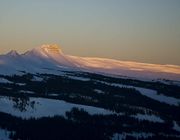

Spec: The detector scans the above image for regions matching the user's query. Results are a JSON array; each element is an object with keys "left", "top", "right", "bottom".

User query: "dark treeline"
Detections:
[
  {"left": 0, "top": 108, "right": 179, "bottom": 140},
  {"left": 0, "top": 73, "right": 180, "bottom": 122}
]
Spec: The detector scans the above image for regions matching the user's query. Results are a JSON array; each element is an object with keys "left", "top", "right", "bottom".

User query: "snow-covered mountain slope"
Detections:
[
  {"left": 0, "top": 44, "right": 77, "bottom": 75},
  {"left": 23, "top": 44, "right": 77, "bottom": 68},
  {"left": 67, "top": 55, "right": 180, "bottom": 81},
  {"left": 0, "top": 44, "right": 180, "bottom": 81}
]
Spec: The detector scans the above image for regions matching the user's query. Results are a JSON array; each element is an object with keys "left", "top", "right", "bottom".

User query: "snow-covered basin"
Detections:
[
  {"left": 0, "top": 128, "right": 11, "bottom": 140},
  {"left": 0, "top": 96, "right": 114, "bottom": 119},
  {"left": 98, "top": 81, "right": 180, "bottom": 106}
]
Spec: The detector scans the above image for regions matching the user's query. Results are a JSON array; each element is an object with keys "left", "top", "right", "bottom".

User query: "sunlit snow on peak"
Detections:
[{"left": 40, "top": 44, "right": 63, "bottom": 55}]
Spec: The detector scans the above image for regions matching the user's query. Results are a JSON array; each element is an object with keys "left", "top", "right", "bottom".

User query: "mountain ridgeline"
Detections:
[{"left": 0, "top": 44, "right": 180, "bottom": 80}]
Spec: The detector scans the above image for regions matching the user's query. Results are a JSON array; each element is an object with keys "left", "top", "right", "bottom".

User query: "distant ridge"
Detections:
[{"left": 0, "top": 44, "right": 180, "bottom": 81}]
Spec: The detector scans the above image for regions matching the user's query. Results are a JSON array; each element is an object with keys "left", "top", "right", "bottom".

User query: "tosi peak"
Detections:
[{"left": 40, "top": 44, "right": 63, "bottom": 55}]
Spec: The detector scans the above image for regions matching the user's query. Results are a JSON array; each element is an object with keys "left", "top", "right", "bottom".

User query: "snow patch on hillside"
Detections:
[
  {"left": 98, "top": 81, "right": 180, "bottom": 106},
  {"left": 0, "top": 96, "right": 114, "bottom": 119},
  {"left": 0, "top": 78, "right": 13, "bottom": 84},
  {"left": 112, "top": 132, "right": 154, "bottom": 140},
  {"left": 67, "top": 75, "right": 90, "bottom": 81},
  {"left": 173, "top": 121, "right": 180, "bottom": 132},
  {"left": 0, "top": 128, "right": 11, "bottom": 140},
  {"left": 131, "top": 114, "right": 164, "bottom": 123}
]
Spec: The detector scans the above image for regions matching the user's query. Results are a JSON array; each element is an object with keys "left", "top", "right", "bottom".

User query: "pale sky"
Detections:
[{"left": 0, "top": 0, "right": 180, "bottom": 65}]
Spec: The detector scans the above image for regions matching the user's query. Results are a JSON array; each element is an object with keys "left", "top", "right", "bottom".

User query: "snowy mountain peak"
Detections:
[
  {"left": 6, "top": 50, "right": 19, "bottom": 57},
  {"left": 24, "top": 44, "right": 64, "bottom": 58}
]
